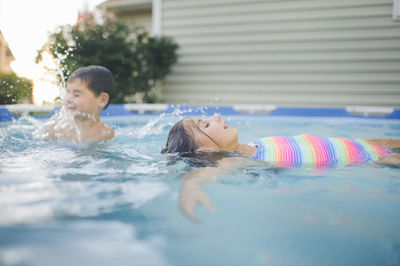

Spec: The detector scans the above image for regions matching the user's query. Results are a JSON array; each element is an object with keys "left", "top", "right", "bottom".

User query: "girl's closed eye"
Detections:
[{"left": 199, "top": 119, "right": 209, "bottom": 128}]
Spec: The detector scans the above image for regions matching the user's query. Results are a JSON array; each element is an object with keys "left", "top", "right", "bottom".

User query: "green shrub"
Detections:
[
  {"left": 37, "top": 11, "right": 179, "bottom": 103},
  {"left": 0, "top": 73, "right": 32, "bottom": 104}
]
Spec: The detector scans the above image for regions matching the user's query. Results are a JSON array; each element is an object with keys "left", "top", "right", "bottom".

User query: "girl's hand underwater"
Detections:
[{"left": 179, "top": 176, "right": 217, "bottom": 223}]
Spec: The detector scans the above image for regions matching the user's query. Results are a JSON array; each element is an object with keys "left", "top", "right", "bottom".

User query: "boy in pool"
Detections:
[
  {"left": 162, "top": 114, "right": 400, "bottom": 221},
  {"left": 45, "top": 65, "right": 115, "bottom": 143}
]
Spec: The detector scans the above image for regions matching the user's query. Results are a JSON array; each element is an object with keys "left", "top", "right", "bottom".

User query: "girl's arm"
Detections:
[
  {"left": 365, "top": 138, "right": 400, "bottom": 149},
  {"left": 179, "top": 157, "right": 265, "bottom": 222},
  {"left": 179, "top": 166, "right": 219, "bottom": 223}
]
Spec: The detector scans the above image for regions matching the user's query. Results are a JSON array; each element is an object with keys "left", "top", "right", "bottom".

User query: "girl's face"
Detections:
[{"left": 185, "top": 114, "right": 239, "bottom": 152}]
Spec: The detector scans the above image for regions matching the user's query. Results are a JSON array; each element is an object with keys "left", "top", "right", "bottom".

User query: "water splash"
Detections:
[
  {"left": 167, "top": 104, "right": 210, "bottom": 117},
  {"left": 137, "top": 113, "right": 166, "bottom": 139},
  {"left": 44, "top": 106, "right": 100, "bottom": 142},
  {"left": 135, "top": 105, "right": 214, "bottom": 139}
]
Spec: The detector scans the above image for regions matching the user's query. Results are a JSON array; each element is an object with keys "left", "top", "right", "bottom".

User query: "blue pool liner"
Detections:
[
  {"left": 387, "top": 109, "right": 400, "bottom": 119},
  {"left": 269, "top": 107, "right": 351, "bottom": 117},
  {"left": 164, "top": 105, "right": 240, "bottom": 116},
  {"left": 0, "top": 107, "right": 17, "bottom": 121},
  {"left": 1, "top": 104, "right": 399, "bottom": 121},
  {"left": 101, "top": 105, "right": 134, "bottom": 116}
]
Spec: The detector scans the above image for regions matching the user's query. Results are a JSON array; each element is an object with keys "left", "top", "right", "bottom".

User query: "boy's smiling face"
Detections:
[{"left": 64, "top": 80, "right": 108, "bottom": 118}]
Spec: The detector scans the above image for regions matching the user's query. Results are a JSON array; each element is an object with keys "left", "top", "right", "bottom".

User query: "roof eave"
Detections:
[{"left": 99, "top": 0, "right": 152, "bottom": 11}]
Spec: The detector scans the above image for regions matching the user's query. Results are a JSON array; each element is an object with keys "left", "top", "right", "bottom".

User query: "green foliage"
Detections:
[
  {"left": 37, "top": 12, "right": 179, "bottom": 103},
  {"left": 133, "top": 32, "right": 179, "bottom": 102},
  {"left": 0, "top": 73, "right": 32, "bottom": 104}
]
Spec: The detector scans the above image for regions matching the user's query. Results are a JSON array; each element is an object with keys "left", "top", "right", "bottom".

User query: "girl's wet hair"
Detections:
[
  {"left": 161, "top": 119, "right": 198, "bottom": 154},
  {"left": 162, "top": 117, "right": 230, "bottom": 167},
  {"left": 162, "top": 117, "right": 222, "bottom": 154}
]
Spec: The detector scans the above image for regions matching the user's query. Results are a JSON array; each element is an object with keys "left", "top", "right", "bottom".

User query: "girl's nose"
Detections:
[{"left": 209, "top": 114, "right": 220, "bottom": 122}]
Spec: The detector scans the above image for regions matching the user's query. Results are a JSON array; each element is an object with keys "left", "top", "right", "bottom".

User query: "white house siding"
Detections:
[
  {"left": 101, "top": 0, "right": 153, "bottom": 33},
  {"left": 120, "top": 12, "right": 152, "bottom": 33},
  {"left": 160, "top": 0, "right": 400, "bottom": 107}
]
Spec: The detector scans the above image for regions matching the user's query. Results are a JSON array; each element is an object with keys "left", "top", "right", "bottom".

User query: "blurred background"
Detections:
[{"left": 1, "top": 0, "right": 400, "bottom": 107}]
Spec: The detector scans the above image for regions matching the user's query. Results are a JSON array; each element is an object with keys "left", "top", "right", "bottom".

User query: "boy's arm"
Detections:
[{"left": 44, "top": 118, "right": 57, "bottom": 141}]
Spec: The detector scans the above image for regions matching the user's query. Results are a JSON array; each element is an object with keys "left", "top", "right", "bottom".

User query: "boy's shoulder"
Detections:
[
  {"left": 45, "top": 115, "right": 114, "bottom": 142},
  {"left": 72, "top": 121, "right": 114, "bottom": 142},
  {"left": 96, "top": 121, "right": 115, "bottom": 141},
  {"left": 99, "top": 122, "right": 114, "bottom": 141}
]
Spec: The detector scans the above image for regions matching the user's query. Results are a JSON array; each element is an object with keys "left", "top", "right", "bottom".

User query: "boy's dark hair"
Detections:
[{"left": 67, "top": 65, "right": 115, "bottom": 109}]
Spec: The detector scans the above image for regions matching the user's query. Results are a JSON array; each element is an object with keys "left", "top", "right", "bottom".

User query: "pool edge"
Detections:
[{"left": 1, "top": 104, "right": 399, "bottom": 121}]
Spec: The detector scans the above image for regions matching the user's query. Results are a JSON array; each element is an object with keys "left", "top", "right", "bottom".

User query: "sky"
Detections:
[{"left": 0, "top": 0, "right": 105, "bottom": 79}]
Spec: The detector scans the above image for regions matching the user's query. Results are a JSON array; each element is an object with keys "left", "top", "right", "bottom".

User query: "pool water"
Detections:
[{"left": 1, "top": 113, "right": 400, "bottom": 266}]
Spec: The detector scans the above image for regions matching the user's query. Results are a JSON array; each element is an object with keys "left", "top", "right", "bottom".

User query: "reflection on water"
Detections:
[
  {"left": 0, "top": 221, "right": 168, "bottom": 266},
  {"left": 0, "top": 139, "right": 169, "bottom": 224},
  {"left": 1, "top": 113, "right": 400, "bottom": 266}
]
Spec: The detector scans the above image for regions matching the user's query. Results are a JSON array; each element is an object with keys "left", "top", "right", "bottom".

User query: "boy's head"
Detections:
[{"left": 67, "top": 65, "right": 115, "bottom": 109}]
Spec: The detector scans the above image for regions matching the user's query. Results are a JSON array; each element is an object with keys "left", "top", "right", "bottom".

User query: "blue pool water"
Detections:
[{"left": 1, "top": 112, "right": 400, "bottom": 266}]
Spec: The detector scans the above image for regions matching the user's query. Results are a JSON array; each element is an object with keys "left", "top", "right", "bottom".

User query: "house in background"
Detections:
[
  {"left": 100, "top": 0, "right": 153, "bottom": 33},
  {"left": 0, "top": 30, "right": 15, "bottom": 74},
  {"left": 101, "top": 0, "right": 400, "bottom": 108}
]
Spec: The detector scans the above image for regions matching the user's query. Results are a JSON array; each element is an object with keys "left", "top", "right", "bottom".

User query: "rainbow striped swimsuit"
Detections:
[{"left": 251, "top": 134, "right": 391, "bottom": 168}]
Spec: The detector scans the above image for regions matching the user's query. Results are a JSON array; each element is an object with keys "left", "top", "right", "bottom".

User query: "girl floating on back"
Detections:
[{"left": 162, "top": 114, "right": 400, "bottom": 221}]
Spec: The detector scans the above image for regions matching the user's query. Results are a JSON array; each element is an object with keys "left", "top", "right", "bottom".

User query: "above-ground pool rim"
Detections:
[{"left": 1, "top": 104, "right": 400, "bottom": 122}]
